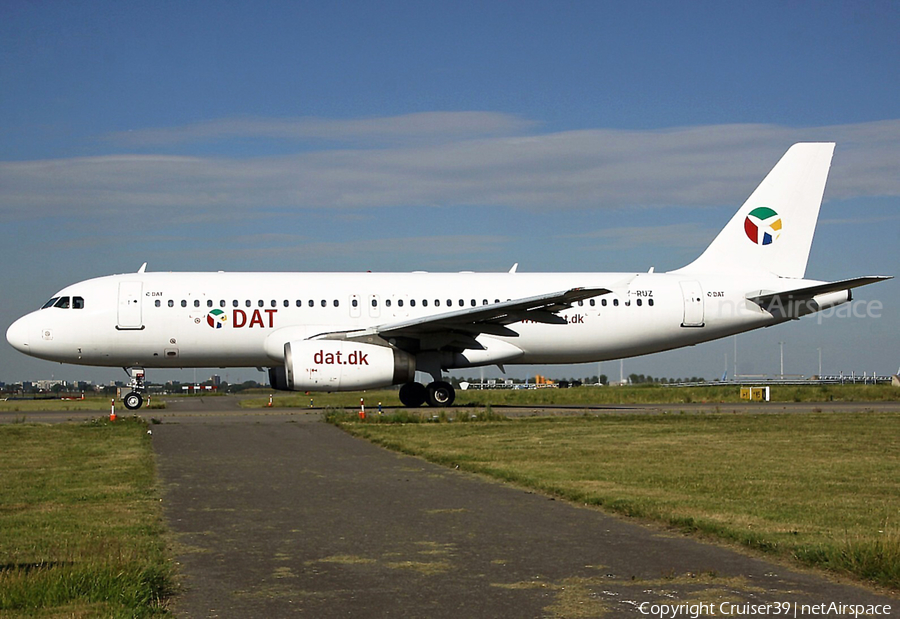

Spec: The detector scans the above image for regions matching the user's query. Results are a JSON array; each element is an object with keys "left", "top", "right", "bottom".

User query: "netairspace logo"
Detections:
[
  {"left": 207, "top": 309, "right": 228, "bottom": 329},
  {"left": 744, "top": 206, "right": 782, "bottom": 245}
]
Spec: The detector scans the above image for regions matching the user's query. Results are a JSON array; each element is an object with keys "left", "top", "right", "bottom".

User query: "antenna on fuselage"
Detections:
[{"left": 137, "top": 262, "right": 147, "bottom": 274}]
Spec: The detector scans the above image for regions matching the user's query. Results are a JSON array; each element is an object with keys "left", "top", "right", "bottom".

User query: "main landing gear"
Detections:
[
  {"left": 399, "top": 380, "right": 456, "bottom": 408},
  {"left": 122, "top": 367, "right": 146, "bottom": 410}
]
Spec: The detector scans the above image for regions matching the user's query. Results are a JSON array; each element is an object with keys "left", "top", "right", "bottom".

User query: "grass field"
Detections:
[
  {"left": 332, "top": 410, "right": 900, "bottom": 592},
  {"left": 0, "top": 397, "right": 118, "bottom": 413},
  {"left": 0, "top": 418, "right": 173, "bottom": 617},
  {"left": 0, "top": 397, "right": 167, "bottom": 413},
  {"left": 240, "top": 383, "right": 900, "bottom": 409}
]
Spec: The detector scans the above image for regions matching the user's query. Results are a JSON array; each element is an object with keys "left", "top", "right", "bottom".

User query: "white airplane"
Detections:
[{"left": 5, "top": 143, "right": 890, "bottom": 409}]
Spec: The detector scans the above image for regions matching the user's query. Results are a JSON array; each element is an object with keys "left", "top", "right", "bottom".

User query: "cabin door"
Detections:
[
  {"left": 679, "top": 281, "right": 705, "bottom": 327},
  {"left": 117, "top": 282, "right": 144, "bottom": 330}
]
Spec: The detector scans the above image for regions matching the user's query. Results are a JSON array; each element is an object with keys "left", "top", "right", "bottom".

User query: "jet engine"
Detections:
[{"left": 269, "top": 340, "right": 415, "bottom": 391}]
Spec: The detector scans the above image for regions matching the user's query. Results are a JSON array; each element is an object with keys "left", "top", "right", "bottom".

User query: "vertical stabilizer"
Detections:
[{"left": 676, "top": 142, "right": 835, "bottom": 279}]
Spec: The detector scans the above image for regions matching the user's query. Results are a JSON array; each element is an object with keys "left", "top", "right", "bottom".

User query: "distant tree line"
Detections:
[
  {"left": 628, "top": 374, "right": 706, "bottom": 384},
  {"left": 449, "top": 373, "right": 705, "bottom": 387}
]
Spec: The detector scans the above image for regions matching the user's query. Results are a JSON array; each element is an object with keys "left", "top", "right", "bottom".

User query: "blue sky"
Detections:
[{"left": 2, "top": 1, "right": 898, "bottom": 385}]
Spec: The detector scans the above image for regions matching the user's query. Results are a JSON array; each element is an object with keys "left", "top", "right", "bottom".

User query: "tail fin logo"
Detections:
[{"left": 744, "top": 207, "right": 782, "bottom": 246}]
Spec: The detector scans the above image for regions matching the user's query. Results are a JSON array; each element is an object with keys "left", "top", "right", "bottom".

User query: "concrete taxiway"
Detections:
[{"left": 148, "top": 398, "right": 897, "bottom": 617}]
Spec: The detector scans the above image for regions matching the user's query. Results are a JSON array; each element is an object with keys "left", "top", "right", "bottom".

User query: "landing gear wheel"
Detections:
[
  {"left": 426, "top": 381, "right": 455, "bottom": 407},
  {"left": 399, "top": 382, "right": 427, "bottom": 407},
  {"left": 123, "top": 391, "right": 143, "bottom": 410}
]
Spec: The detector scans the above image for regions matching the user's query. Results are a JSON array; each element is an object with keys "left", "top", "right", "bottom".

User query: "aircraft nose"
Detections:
[{"left": 6, "top": 315, "right": 31, "bottom": 354}]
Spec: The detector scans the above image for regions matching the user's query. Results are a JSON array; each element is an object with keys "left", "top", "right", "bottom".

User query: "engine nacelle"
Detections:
[
  {"left": 268, "top": 365, "right": 290, "bottom": 391},
  {"left": 278, "top": 340, "right": 415, "bottom": 391}
]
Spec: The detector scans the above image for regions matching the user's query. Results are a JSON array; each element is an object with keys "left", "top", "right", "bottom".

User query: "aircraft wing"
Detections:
[
  {"left": 375, "top": 287, "right": 611, "bottom": 340},
  {"left": 308, "top": 286, "right": 612, "bottom": 354},
  {"left": 747, "top": 276, "right": 891, "bottom": 309}
]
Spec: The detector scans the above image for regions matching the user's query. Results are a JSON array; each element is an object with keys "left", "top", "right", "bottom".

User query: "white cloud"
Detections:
[
  {"left": 2, "top": 116, "right": 900, "bottom": 224},
  {"left": 557, "top": 223, "right": 717, "bottom": 250},
  {"left": 103, "top": 112, "right": 537, "bottom": 146},
  {"left": 139, "top": 234, "right": 511, "bottom": 274}
]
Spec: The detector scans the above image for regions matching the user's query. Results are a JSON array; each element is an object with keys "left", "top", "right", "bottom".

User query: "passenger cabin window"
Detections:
[
  {"left": 181, "top": 300, "right": 187, "bottom": 307},
  {"left": 155, "top": 300, "right": 161, "bottom": 307},
  {"left": 168, "top": 300, "right": 174, "bottom": 307},
  {"left": 54, "top": 297, "right": 70, "bottom": 309},
  {"left": 194, "top": 300, "right": 200, "bottom": 308},
  {"left": 207, "top": 300, "right": 213, "bottom": 307}
]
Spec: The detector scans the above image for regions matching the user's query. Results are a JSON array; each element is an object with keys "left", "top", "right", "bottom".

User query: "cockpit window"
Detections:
[
  {"left": 54, "top": 297, "right": 71, "bottom": 309},
  {"left": 42, "top": 297, "right": 60, "bottom": 309},
  {"left": 73, "top": 296, "right": 85, "bottom": 309}
]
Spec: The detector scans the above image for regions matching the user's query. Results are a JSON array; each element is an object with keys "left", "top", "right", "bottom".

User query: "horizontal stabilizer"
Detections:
[{"left": 747, "top": 276, "right": 892, "bottom": 309}]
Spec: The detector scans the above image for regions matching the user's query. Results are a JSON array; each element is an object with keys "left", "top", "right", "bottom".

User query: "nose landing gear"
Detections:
[
  {"left": 122, "top": 367, "right": 146, "bottom": 410},
  {"left": 123, "top": 391, "right": 143, "bottom": 410}
]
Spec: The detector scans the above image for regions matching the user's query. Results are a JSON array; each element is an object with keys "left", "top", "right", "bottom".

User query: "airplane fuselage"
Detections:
[{"left": 8, "top": 270, "right": 816, "bottom": 370}]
